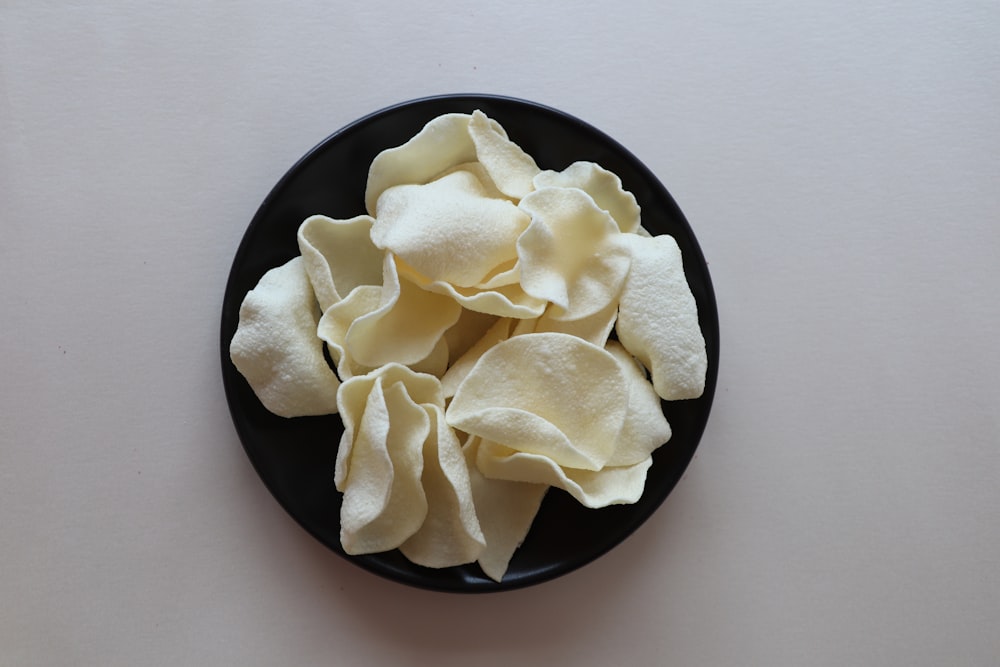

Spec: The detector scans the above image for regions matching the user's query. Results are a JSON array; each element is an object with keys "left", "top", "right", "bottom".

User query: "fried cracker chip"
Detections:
[
  {"left": 318, "top": 283, "right": 451, "bottom": 380},
  {"left": 476, "top": 440, "right": 654, "bottom": 508},
  {"left": 512, "top": 299, "right": 618, "bottom": 347},
  {"left": 337, "top": 365, "right": 484, "bottom": 565},
  {"left": 533, "top": 161, "right": 641, "bottom": 234},
  {"left": 397, "top": 258, "right": 546, "bottom": 319},
  {"left": 366, "top": 109, "right": 541, "bottom": 213},
  {"left": 468, "top": 109, "right": 540, "bottom": 200},
  {"left": 517, "top": 187, "right": 631, "bottom": 321},
  {"left": 335, "top": 364, "right": 443, "bottom": 488},
  {"left": 365, "top": 113, "right": 479, "bottom": 214},
  {"left": 373, "top": 169, "right": 530, "bottom": 288},
  {"left": 346, "top": 254, "right": 462, "bottom": 368},
  {"left": 446, "top": 333, "right": 627, "bottom": 471},
  {"left": 452, "top": 334, "right": 670, "bottom": 508},
  {"left": 336, "top": 374, "right": 430, "bottom": 554},
  {"left": 616, "top": 234, "right": 707, "bottom": 400},
  {"left": 229, "top": 257, "right": 339, "bottom": 417},
  {"left": 399, "top": 405, "right": 486, "bottom": 568},
  {"left": 317, "top": 285, "right": 381, "bottom": 380},
  {"left": 463, "top": 436, "right": 548, "bottom": 582},
  {"left": 604, "top": 342, "right": 672, "bottom": 467},
  {"left": 438, "top": 161, "right": 511, "bottom": 201},
  {"left": 297, "top": 214, "right": 383, "bottom": 311},
  {"left": 475, "top": 258, "right": 520, "bottom": 289}
]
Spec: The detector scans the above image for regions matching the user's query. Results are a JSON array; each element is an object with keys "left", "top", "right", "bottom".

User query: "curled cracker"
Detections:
[
  {"left": 229, "top": 257, "right": 339, "bottom": 417},
  {"left": 468, "top": 109, "right": 540, "bottom": 200},
  {"left": 517, "top": 187, "right": 631, "bottom": 321},
  {"left": 346, "top": 254, "right": 462, "bottom": 368},
  {"left": 373, "top": 170, "right": 529, "bottom": 288},
  {"left": 513, "top": 300, "right": 618, "bottom": 347},
  {"left": 616, "top": 234, "right": 707, "bottom": 400},
  {"left": 397, "top": 259, "right": 546, "bottom": 319},
  {"left": 604, "top": 342, "right": 672, "bottom": 467},
  {"left": 365, "top": 113, "right": 478, "bottom": 214},
  {"left": 399, "top": 406, "right": 486, "bottom": 568},
  {"left": 336, "top": 373, "right": 430, "bottom": 554},
  {"left": 533, "top": 161, "right": 641, "bottom": 234},
  {"left": 476, "top": 441, "right": 654, "bottom": 508},
  {"left": 297, "top": 214, "right": 383, "bottom": 311},
  {"left": 463, "top": 436, "right": 548, "bottom": 582},
  {"left": 446, "top": 333, "right": 627, "bottom": 471}
]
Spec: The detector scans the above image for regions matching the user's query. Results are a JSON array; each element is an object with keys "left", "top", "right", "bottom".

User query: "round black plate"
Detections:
[{"left": 220, "top": 94, "right": 719, "bottom": 593}]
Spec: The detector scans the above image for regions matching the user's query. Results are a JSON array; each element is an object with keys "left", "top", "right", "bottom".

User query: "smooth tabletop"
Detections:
[{"left": 2, "top": 1, "right": 998, "bottom": 665}]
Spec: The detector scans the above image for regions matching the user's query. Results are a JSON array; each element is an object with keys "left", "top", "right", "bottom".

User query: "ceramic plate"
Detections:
[{"left": 220, "top": 94, "right": 718, "bottom": 592}]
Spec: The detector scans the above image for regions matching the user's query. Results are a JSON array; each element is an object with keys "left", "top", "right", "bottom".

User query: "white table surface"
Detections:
[{"left": 3, "top": 1, "right": 998, "bottom": 664}]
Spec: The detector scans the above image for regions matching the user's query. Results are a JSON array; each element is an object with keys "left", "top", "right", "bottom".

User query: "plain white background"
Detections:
[{"left": 2, "top": 1, "right": 997, "bottom": 664}]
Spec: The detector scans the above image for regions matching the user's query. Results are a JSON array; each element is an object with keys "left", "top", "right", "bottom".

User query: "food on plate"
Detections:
[
  {"left": 230, "top": 110, "right": 707, "bottom": 581},
  {"left": 448, "top": 333, "right": 671, "bottom": 508},
  {"left": 229, "top": 257, "right": 340, "bottom": 418},
  {"left": 516, "top": 187, "right": 631, "bottom": 321},
  {"left": 616, "top": 233, "right": 708, "bottom": 400},
  {"left": 335, "top": 363, "right": 485, "bottom": 567}
]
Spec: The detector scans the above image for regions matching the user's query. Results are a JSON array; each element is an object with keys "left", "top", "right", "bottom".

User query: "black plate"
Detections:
[{"left": 220, "top": 94, "right": 719, "bottom": 593}]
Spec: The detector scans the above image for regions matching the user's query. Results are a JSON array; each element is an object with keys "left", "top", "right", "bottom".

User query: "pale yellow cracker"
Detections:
[
  {"left": 616, "top": 234, "right": 707, "bottom": 400},
  {"left": 468, "top": 109, "right": 540, "bottom": 200},
  {"left": 365, "top": 113, "right": 479, "bottom": 214},
  {"left": 446, "top": 332, "right": 627, "bottom": 471},
  {"left": 604, "top": 342, "right": 672, "bottom": 467},
  {"left": 476, "top": 441, "right": 654, "bottom": 508},
  {"left": 337, "top": 375, "right": 430, "bottom": 554},
  {"left": 533, "top": 161, "right": 641, "bottom": 234},
  {"left": 345, "top": 254, "right": 462, "bottom": 368},
  {"left": 373, "top": 169, "right": 529, "bottom": 288},
  {"left": 399, "top": 406, "right": 486, "bottom": 568},
  {"left": 297, "top": 214, "right": 383, "bottom": 311},
  {"left": 229, "top": 257, "right": 339, "bottom": 417},
  {"left": 517, "top": 187, "right": 631, "bottom": 321},
  {"left": 463, "top": 436, "right": 548, "bottom": 583},
  {"left": 397, "top": 258, "right": 546, "bottom": 320},
  {"left": 512, "top": 299, "right": 619, "bottom": 347}
]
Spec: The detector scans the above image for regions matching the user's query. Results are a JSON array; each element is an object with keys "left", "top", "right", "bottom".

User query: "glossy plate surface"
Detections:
[{"left": 220, "top": 94, "right": 719, "bottom": 592}]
